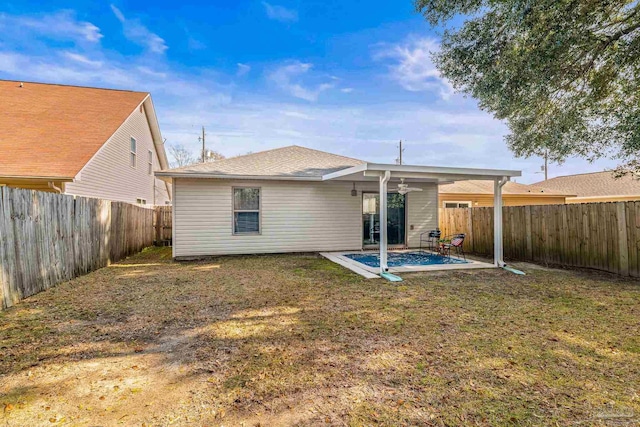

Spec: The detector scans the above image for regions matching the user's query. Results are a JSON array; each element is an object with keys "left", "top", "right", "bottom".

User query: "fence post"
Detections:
[
  {"left": 617, "top": 202, "right": 629, "bottom": 276},
  {"left": 524, "top": 205, "right": 532, "bottom": 260},
  {"left": 466, "top": 208, "right": 474, "bottom": 253}
]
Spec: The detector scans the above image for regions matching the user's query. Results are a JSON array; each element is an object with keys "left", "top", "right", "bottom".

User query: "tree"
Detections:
[
  {"left": 203, "top": 149, "right": 226, "bottom": 163},
  {"left": 415, "top": 0, "right": 640, "bottom": 176},
  {"left": 168, "top": 145, "right": 197, "bottom": 168}
]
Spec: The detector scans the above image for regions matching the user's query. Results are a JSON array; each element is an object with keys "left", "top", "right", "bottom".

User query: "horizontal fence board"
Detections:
[
  {"left": 439, "top": 201, "right": 640, "bottom": 278},
  {"left": 0, "top": 187, "right": 158, "bottom": 310}
]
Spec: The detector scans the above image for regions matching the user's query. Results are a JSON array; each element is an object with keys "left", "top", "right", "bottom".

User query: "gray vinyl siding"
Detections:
[
  {"left": 173, "top": 178, "right": 437, "bottom": 257},
  {"left": 64, "top": 105, "right": 170, "bottom": 205},
  {"left": 406, "top": 183, "right": 438, "bottom": 247}
]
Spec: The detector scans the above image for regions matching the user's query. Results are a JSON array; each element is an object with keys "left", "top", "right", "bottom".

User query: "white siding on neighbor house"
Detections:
[
  {"left": 173, "top": 178, "right": 437, "bottom": 257},
  {"left": 64, "top": 104, "right": 171, "bottom": 205}
]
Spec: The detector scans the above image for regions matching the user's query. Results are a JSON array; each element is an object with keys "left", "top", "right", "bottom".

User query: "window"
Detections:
[
  {"left": 444, "top": 201, "right": 472, "bottom": 208},
  {"left": 148, "top": 150, "right": 153, "bottom": 175},
  {"left": 130, "top": 137, "right": 137, "bottom": 168},
  {"left": 233, "top": 187, "right": 260, "bottom": 234},
  {"left": 136, "top": 198, "right": 147, "bottom": 205}
]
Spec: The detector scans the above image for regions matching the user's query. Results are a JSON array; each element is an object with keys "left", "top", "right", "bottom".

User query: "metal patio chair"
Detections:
[
  {"left": 440, "top": 233, "right": 466, "bottom": 260},
  {"left": 419, "top": 228, "right": 441, "bottom": 253}
]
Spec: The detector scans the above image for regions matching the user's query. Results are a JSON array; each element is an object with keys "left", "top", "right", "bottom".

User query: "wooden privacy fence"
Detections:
[
  {"left": 154, "top": 206, "right": 172, "bottom": 245},
  {"left": 439, "top": 201, "right": 640, "bottom": 278},
  {"left": 0, "top": 187, "right": 157, "bottom": 310}
]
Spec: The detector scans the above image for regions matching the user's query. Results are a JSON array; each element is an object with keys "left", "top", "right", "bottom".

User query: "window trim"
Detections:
[
  {"left": 130, "top": 137, "right": 137, "bottom": 168},
  {"left": 148, "top": 150, "right": 153, "bottom": 175},
  {"left": 232, "top": 186, "right": 262, "bottom": 235},
  {"left": 443, "top": 201, "right": 472, "bottom": 208},
  {"left": 136, "top": 198, "right": 147, "bottom": 205}
]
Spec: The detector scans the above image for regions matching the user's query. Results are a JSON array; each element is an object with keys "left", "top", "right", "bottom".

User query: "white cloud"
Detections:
[
  {"left": 341, "top": 87, "right": 354, "bottom": 93},
  {"left": 0, "top": 11, "right": 102, "bottom": 43},
  {"left": 282, "top": 110, "right": 313, "bottom": 120},
  {"left": 63, "top": 52, "right": 103, "bottom": 67},
  {"left": 375, "top": 37, "right": 453, "bottom": 100},
  {"left": 267, "top": 61, "right": 335, "bottom": 101},
  {"left": 237, "top": 63, "right": 251, "bottom": 76},
  {"left": 110, "top": 4, "right": 167, "bottom": 54},
  {"left": 137, "top": 66, "right": 167, "bottom": 79},
  {"left": 262, "top": 2, "right": 298, "bottom": 23}
]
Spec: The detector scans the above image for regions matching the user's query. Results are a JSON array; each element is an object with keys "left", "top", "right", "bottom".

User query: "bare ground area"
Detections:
[{"left": 1, "top": 247, "right": 639, "bottom": 426}]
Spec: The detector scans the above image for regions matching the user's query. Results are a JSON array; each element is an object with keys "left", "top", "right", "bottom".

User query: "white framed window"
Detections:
[
  {"left": 233, "top": 187, "right": 260, "bottom": 234},
  {"left": 136, "top": 198, "right": 147, "bottom": 205},
  {"left": 148, "top": 150, "right": 153, "bottom": 175},
  {"left": 130, "top": 137, "right": 137, "bottom": 168},
  {"left": 443, "top": 201, "right": 472, "bottom": 208}
]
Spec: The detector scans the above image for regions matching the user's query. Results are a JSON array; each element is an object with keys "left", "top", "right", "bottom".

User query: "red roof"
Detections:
[{"left": 0, "top": 80, "right": 148, "bottom": 179}]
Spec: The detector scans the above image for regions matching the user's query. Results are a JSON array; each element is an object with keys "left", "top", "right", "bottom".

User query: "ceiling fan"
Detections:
[{"left": 397, "top": 178, "right": 423, "bottom": 195}]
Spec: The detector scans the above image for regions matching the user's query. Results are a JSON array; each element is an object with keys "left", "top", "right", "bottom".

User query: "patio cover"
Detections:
[{"left": 322, "top": 163, "right": 521, "bottom": 274}]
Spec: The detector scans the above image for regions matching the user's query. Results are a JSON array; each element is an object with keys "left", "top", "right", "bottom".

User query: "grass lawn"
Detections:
[{"left": 1, "top": 247, "right": 639, "bottom": 426}]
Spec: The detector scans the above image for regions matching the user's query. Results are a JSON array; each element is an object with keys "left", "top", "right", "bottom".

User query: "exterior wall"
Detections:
[
  {"left": 406, "top": 183, "right": 438, "bottom": 248},
  {"left": 173, "top": 178, "right": 438, "bottom": 257},
  {"left": 439, "top": 193, "right": 567, "bottom": 207},
  {"left": 64, "top": 105, "right": 171, "bottom": 205}
]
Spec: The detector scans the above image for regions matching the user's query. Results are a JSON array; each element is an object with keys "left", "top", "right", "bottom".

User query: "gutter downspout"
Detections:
[
  {"left": 493, "top": 176, "right": 508, "bottom": 267},
  {"left": 48, "top": 182, "right": 63, "bottom": 193},
  {"left": 379, "top": 170, "right": 391, "bottom": 274}
]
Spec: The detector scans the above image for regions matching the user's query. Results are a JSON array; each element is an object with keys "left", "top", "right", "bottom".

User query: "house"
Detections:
[
  {"left": 439, "top": 180, "right": 571, "bottom": 207},
  {"left": 156, "top": 146, "right": 520, "bottom": 271},
  {"left": 0, "top": 80, "right": 171, "bottom": 205},
  {"left": 532, "top": 171, "right": 640, "bottom": 204}
]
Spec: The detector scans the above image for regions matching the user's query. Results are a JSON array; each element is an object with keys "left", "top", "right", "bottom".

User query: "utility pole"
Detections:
[
  {"left": 198, "top": 126, "right": 206, "bottom": 163},
  {"left": 544, "top": 149, "right": 548, "bottom": 180},
  {"left": 396, "top": 140, "right": 405, "bottom": 165}
]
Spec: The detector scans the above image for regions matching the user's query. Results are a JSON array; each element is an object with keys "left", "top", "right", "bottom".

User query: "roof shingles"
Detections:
[
  {"left": 165, "top": 145, "right": 365, "bottom": 178},
  {"left": 532, "top": 171, "right": 640, "bottom": 197},
  {"left": 0, "top": 80, "right": 148, "bottom": 179},
  {"left": 439, "top": 180, "right": 573, "bottom": 196}
]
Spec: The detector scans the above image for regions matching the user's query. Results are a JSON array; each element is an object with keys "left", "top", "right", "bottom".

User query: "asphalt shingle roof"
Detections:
[
  {"left": 439, "top": 180, "right": 572, "bottom": 196},
  {"left": 165, "top": 145, "right": 365, "bottom": 177},
  {"left": 532, "top": 171, "right": 640, "bottom": 197},
  {"left": 0, "top": 80, "right": 148, "bottom": 179}
]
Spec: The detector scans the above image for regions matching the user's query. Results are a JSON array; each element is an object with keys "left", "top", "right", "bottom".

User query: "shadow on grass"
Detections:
[{"left": 1, "top": 247, "right": 639, "bottom": 426}]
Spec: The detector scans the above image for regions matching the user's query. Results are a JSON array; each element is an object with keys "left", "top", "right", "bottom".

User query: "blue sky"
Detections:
[{"left": 0, "top": 0, "right": 617, "bottom": 182}]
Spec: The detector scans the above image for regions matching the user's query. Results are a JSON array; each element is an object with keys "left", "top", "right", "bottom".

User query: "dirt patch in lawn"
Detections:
[{"left": 1, "top": 247, "right": 639, "bottom": 426}]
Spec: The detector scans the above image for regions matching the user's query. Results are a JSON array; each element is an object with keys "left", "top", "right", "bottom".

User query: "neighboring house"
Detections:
[
  {"left": 156, "top": 146, "right": 520, "bottom": 259},
  {"left": 0, "top": 80, "right": 171, "bottom": 205},
  {"left": 532, "top": 171, "right": 640, "bottom": 203},
  {"left": 439, "top": 180, "right": 572, "bottom": 207}
]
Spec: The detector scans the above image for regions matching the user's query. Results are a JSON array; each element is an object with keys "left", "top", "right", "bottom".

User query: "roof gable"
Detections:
[
  {"left": 0, "top": 80, "right": 149, "bottom": 179},
  {"left": 532, "top": 171, "right": 640, "bottom": 197},
  {"left": 164, "top": 146, "right": 365, "bottom": 178}
]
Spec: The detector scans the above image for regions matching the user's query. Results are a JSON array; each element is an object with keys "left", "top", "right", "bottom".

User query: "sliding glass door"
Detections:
[{"left": 362, "top": 193, "right": 406, "bottom": 246}]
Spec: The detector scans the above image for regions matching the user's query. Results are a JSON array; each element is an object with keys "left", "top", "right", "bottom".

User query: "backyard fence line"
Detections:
[
  {"left": 439, "top": 201, "right": 640, "bottom": 278},
  {"left": 154, "top": 205, "right": 172, "bottom": 245},
  {"left": 0, "top": 187, "right": 160, "bottom": 310}
]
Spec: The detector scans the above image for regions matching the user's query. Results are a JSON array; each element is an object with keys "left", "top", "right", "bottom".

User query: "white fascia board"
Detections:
[
  {"left": 321, "top": 163, "right": 368, "bottom": 181},
  {"left": 366, "top": 163, "right": 521, "bottom": 179},
  {"left": 323, "top": 163, "right": 521, "bottom": 181}
]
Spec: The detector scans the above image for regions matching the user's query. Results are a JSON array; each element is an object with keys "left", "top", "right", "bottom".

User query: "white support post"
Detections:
[
  {"left": 493, "top": 176, "right": 507, "bottom": 267},
  {"left": 379, "top": 171, "right": 391, "bottom": 274}
]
